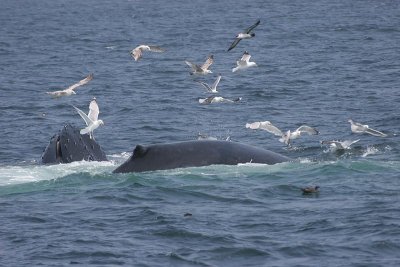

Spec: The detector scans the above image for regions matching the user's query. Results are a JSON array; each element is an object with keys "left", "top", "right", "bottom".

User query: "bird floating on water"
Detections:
[
  {"left": 197, "top": 74, "right": 222, "bottom": 93},
  {"left": 130, "top": 45, "right": 165, "bottom": 61},
  {"left": 46, "top": 73, "right": 93, "bottom": 98},
  {"left": 348, "top": 119, "right": 387, "bottom": 137},
  {"left": 301, "top": 186, "right": 320, "bottom": 194},
  {"left": 199, "top": 96, "right": 241, "bottom": 104},
  {"left": 73, "top": 97, "right": 104, "bottom": 140},
  {"left": 185, "top": 55, "right": 214, "bottom": 75},
  {"left": 232, "top": 51, "right": 257, "bottom": 72},
  {"left": 228, "top": 19, "right": 260, "bottom": 51},
  {"left": 246, "top": 121, "right": 319, "bottom": 146}
]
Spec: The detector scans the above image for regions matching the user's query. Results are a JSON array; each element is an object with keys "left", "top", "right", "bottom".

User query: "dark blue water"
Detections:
[{"left": 1, "top": 0, "right": 400, "bottom": 266}]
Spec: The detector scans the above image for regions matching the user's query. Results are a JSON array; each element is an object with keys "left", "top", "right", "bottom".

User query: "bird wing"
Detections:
[
  {"left": 342, "top": 139, "right": 360, "bottom": 148},
  {"left": 203, "top": 96, "right": 216, "bottom": 104},
  {"left": 245, "top": 19, "right": 261, "bottom": 33},
  {"left": 296, "top": 125, "right": 319, "bottom": 135},
  {"left": 185, "top": 61, "right": 202, "bottom": 72},
  {"left": 147, "top": 45, "right": 165, "bottom": 52},
  {"left": 197, "top": 81, "right": 212, "bottom": 92},
  {"left": 131, "top": 47, "right": 142, "bottom": 61},
  {"left": 211, "top": 75, "right": 222, "bottom": 91},
  {"left": 365, "top": 128, "right": 387, "bottom": 137},
  {"left": 66, "top": 73, "right": 94, "bottom": 91},
  {"left": 246, "top": 121, "right": 283, "bottom": 136},
  {"left": 73, "top": 106, "right": 93, "bottom": 126},
  {"left": 227, "top": 38, "right": 241, "bottom": 51},
  {"left": 88, "top": 99, "right": 99, "bottom": 122},
  {"left": 201, "top": 55, "right": 214, "bottom": 71}
]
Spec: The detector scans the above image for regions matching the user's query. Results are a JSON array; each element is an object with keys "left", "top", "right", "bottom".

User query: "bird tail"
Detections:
[{"left": 80, "top": 127, "right": 91, "bottom": 135}]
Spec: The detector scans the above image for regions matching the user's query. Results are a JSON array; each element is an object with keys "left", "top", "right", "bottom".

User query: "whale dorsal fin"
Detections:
[{"left": 133, "top": 145, "right": 148, "bottom": 158}]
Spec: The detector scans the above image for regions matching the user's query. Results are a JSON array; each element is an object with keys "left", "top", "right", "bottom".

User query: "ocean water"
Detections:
[{"left": 1, "top": 0, "right": 400, "bottom": 266}]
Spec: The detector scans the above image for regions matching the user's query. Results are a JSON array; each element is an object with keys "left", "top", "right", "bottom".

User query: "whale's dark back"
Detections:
[
  {"left": 113, "top": 140, "right": 290, "bottom": 173},
  {"left": 41, "top": 124, "right": 107, "bottom": 164}
]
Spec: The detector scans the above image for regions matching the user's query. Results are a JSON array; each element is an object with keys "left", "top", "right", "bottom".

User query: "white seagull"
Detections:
[
  {"left": 199, "top": 96, "right": 241, "bottom": 104},
  {"left": 130, "top": 45, "right": 165, "bottom": 61},
  {"left": 185, "top": 55, "right": 214, "bottom": 75},
  {"left": 232, "top": 51, "right": 257, "bottom": 72},
  {"left": 197, "top": 74, "right": 222, "bottom": 93},
  {"left": 320, "top": 139, "right": 360, "bottom": 150},
  {"left": 246, "top": 121, "right": 319, "bottom": 146},
  {"left": 46, "top": 74, "right": 93, "bottom": 98},
  {"left": 228, "top": 19, "right": 260, "bottom": 51},
  {"left": 73, "top": 97, "right": 104, "bottom": 140},
  {"left": 348, "top": 119, "right": 387, "bottom": 137}
]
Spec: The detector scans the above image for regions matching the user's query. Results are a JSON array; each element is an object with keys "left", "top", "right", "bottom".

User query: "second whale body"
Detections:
[{"left": 113, "top": 140, "right": 291, "bottom": 173}]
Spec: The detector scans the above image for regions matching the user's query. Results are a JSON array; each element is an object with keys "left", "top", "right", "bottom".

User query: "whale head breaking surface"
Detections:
[{"left": 41, "top": 124, "right": 107, "bottom": 164}]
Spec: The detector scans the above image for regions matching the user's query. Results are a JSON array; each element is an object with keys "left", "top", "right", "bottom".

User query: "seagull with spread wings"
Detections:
[
  {"left": 46, "top": 74, "right": 93, "bottom": 98},
  {"left": 246, "top": 121, "right": 319, "bottom": 146},
  {"left": 197, "top": 74, "right": 222, "bottom": 93},
  {"left": 185, "top": 55, "right": 214, "bottom": 75},
  {"left": 320, "top": 139, "right": 360, "bottom": 150},
  {"left": 227, "top": 19, "right": 260, "bottom": 51},
  {"left": 73, "top": 97, "right": 104, "bottom": 140},
  {"left": 232, "top": 51, "right": 257, "bottom": 72},
  {"left": 348, "top": 119, "right": 387, "bottom": 137},
  {"left": 130, "top": 45, "right": 165, "bottom": 61}
]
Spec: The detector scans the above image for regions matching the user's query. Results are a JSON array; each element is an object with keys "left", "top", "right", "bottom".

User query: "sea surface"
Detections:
[{"left": 1, "top": 0, "right": 400, "bottom": 266}]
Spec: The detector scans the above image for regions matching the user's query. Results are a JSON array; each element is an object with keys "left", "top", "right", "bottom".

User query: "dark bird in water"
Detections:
[
  {"left": 301, "top": 186, "right": 320, "bottom": 194},
  {"left": 227, "top": 19, "right": 260, "bottom": 51},
  {"left": 184, "top": 213, "right": 192, "bottom": 217}
]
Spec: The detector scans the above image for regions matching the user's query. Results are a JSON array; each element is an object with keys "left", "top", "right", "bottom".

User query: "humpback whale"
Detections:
[
  {"left": 41, "top": 124, "right": 107, "bottom": 164},
  {"left": 113, "top": 140, "right": 291, "bottom": 173}
]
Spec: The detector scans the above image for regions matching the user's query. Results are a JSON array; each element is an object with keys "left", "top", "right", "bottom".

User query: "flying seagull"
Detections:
[
  {"left": 246, "top": 121, "right": 319, "bottom": 146},
  {"left": 73, "top": 97, "right": 104, "bottom": 140},
  {"left": 232, "top": 51, "right": 257, "bottom": 72},
  {"left": 320, "top": 139, "right": 360, "bottom": 150},
  {"left": 46, "top": 74, "right": 93, "bottom": 98},
  {"left": 185, "top": 55, "right": 214, "bottom": 75},
  {"left": 348, "top": 119, "right": 387, "bottom": 137},
  {"left": 197, "top": 74, "right": 222, "bottom": 93},
  {"left": 130, "top": 45, "right": 165, "bottom": 61},
  {"left": 199, "top": 96, "right": 241, "bottom": 104},
  {"left": 227, "top": 19, "right": 260, "bottom": 51}
]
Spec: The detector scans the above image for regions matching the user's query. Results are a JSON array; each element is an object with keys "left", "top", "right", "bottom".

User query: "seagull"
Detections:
[
  {"left": 46, "top": 74, "right": 93, "bottom": 98},
  {"left": 197, "top": 74, "right": 222, "bottom": 93},
  {"left": 73, "top": 97, "right": 104, "bottom": 140},
  {"left": 246, "top": 121, "right": 319, "bottom": 146},
  {"left": 197, "top": 133, "right": 231, "bottom": 141},
  {"left": 232, "top": 51, "right": 257, "bottom": 72},
  {"left": 321, "top": 140, "right": 359, "bottom": 150},
  {"left": 228, "top": 19, "right": 260, "bottom": 51},
  {"left": 185, "top": 55, "right": 214, "bottom": 75},
  {"left": 199, "top": 96, "right": 241, "bottom": 104},
  {"left": 301, "top": 186, "right": 320, "bottom": 194},
  {"left": 130, "top": 45, "right": 165, "bottom": 61},
  {"left": 197, "top": 133, "right": 218, "bottom": 140},
  {"left": 348, "top": 119, "right": 387, "bottom": 137},
  {"left": 320, "top": 139, "right": 360, "bottom": 150}
]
